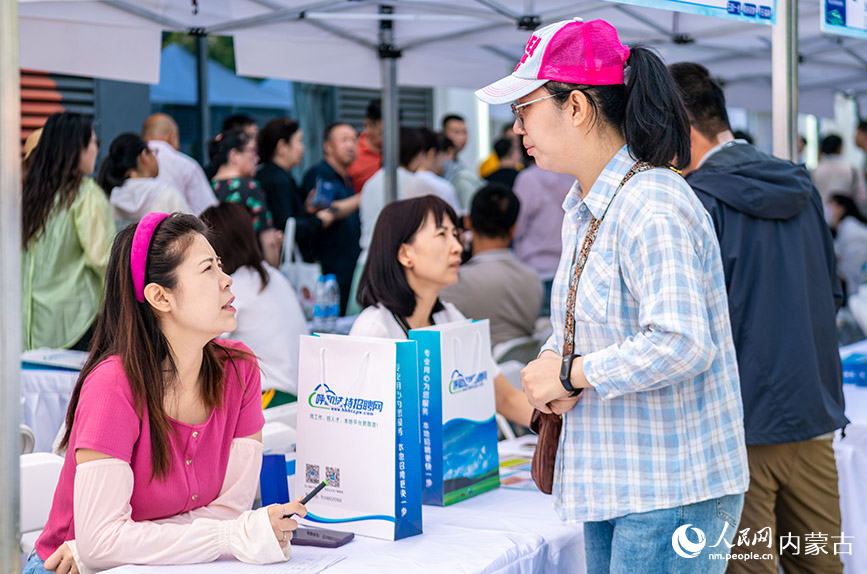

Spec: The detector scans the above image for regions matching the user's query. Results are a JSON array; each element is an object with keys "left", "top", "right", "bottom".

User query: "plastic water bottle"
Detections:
[
  {"left": 312, "top": 275, "right": 329, "bottom": 333},
  {"left": 324, "top": 274, "right": 340, "bottom": 333}
]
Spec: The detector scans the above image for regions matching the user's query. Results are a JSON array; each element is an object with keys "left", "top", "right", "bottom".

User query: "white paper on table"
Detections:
[{"left": 105, "top": 553, "right": 346, "bottom": 574}]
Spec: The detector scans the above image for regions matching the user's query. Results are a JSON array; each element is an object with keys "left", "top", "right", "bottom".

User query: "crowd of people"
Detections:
[{"left": 17, "top": 15, "right": 865, "bottom": 574}]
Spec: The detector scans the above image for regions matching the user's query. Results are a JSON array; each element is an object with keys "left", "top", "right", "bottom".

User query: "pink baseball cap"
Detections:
[{"left": 476, "top": 18, "right": 630, "bottom": 105}]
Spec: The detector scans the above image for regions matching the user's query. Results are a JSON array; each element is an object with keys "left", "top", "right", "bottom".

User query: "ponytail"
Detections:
[
  {"left": 209, "top": 129, "right": 250, "bottom": 171},
  {"left": 622, "top": 46, "right": 691, "bottom": 170},
  {"left": 98, "top": 132, "right": 147, "bottom": 193},
  {"left": 545, "top": 45, "right": 691, "bottom": 170}
]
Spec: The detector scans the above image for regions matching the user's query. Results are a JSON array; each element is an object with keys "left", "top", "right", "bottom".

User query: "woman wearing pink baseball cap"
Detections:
[{"left": 478, "top": 19, "right": 748, "bottom": 573}]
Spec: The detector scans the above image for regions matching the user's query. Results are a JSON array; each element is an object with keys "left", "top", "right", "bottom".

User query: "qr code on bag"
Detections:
[
  {"left": 306, "top": 464, "right": 320, "bottom": 484},
  {"left": 326, "top": 466, "right": 340, "bottom": 488}
]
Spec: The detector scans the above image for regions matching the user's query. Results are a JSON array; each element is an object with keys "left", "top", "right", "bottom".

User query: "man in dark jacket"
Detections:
[
  {"left": 671, "top": 62, "right": 848, "bottom": 574},
  {"left": 301, "top": 123, "right": 362, "bottom": 314}
]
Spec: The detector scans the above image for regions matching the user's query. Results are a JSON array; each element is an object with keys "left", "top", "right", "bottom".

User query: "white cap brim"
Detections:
[{"left": 475, "top": 75, "right": 549, "bottom": 105}]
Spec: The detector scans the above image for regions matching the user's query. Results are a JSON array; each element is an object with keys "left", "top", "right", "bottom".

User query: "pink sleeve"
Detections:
[
  {"left": 226, "top": 349, "right": 265, "bottom": 439},
  {"left": 71, "top": 457, "right": 290, "bottom": 569},
  {"left": 152, "top": 438, "right": 262, "bottom": 524},
  {"left": 73, "top": 361, "right": 141, "bottom": 463}
]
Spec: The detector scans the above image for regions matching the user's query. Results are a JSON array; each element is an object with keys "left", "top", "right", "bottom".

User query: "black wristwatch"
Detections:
[{"left": 559, "top": 354, "right": 583, "bottom": 397}]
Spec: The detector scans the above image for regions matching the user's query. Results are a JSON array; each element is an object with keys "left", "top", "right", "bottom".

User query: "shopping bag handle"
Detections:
[
  {"left": 319, "top": 347, "right": 371, "bottom": 394},
  {"left": 453, "top": 331, "right": 484, "bottom": 375},
  {"left": 282, "top": 218, "right": 304, "bottom": 265}
]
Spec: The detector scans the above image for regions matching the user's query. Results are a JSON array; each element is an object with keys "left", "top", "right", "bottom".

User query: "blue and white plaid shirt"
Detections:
[{"left": 543, "top": 146, "right": 749, "bottom": 523}]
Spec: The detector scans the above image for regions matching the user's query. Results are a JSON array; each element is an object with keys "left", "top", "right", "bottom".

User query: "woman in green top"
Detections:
[{"left": 22, "top": 112, "right": 114, "bottom": 351}]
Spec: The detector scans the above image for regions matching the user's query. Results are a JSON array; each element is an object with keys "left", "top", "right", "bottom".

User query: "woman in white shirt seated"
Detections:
[
  {"left": 202, "top": 202, "right": 309, "bottom": 405},
  {"left": 828, "top": 193, "right": 867, "bottom": 295},
  {"left": 98, "top": 132, "right": 191, "bottom": 228},
  {"left": 350, "top": 195, "right": 532, "bottom": 427}
]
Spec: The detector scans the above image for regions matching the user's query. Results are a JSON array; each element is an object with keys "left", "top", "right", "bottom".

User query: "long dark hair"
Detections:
[
  {"left": 22, "top": 112, "right": 94, "bottom": 247},
  {"left": 545, "top": 45, "right": 691, "bottom": 170},
  {"left": 200, "top": 202, "right": 270, "bottom": 291},
  {"left": 208, "top": 129, "right": 251, "bottom": 171},
  {"left": 59, "top": 214, "right": 251, "bottom": 481},
  {"left": 357, "top": 195, "right": 459, "bottom": 318},
  {"left": 98, "top": 132, "right": 148, "bottom": 193}
]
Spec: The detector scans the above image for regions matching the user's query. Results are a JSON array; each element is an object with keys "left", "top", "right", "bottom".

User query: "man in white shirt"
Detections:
[
  {"left": 813, "top": 134, "right": 866, "bottom": 207},
  {"left": 359, "top": 127, "right": 435, "bottom": 260},
  {"left": 410, "top": 129, "right": 461, "bottom": 214},
  {"left": 142, "top": 113, "right": 218, "bottom": 215}
]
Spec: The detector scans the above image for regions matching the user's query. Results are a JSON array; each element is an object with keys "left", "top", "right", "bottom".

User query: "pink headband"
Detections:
[{"left": 131, "top": 212, "right": 170, "bottom": 303}]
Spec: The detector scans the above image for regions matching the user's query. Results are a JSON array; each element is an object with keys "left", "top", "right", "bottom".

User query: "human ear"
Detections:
[
  {"left": 569, "top": 90, "right": 592, "bottom": 128},
  {"left": 144, "top": 283, "right": 172, "bottom": 314},
  {"left": 397, "top": 244, "right": 413, "bottom": 269}
]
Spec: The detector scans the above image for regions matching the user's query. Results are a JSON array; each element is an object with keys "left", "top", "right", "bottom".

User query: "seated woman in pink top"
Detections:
[{"left": 26, "top": 213, "right": 305, "bottom": 574}]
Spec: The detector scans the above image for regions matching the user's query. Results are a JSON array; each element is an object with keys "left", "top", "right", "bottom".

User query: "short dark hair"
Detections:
[
  {"left": 821, "top": 134, "right": 843, "bottom": 155},
  {"left": 222, "top": 114, "right": 256, "bottom": 133},
  {"left": 493, "top": 137, "right": 514, "bottom": 160},
  {"left": 357, "top": 195, "right": 459, "bottom": 318},
  {"left": 399, "top": 126, "right": 424, "bottom": 167},
  {"left": 258, "top": 117, "right": 300, "bottom": 163},
  {"left": 200, "top": 202, "right": 270, "bottom": 291},
  {"left": 441, "top": 114, "right": 465, "bottom": 130},
  {"left": 366, "top": 99, "right": 382, "bottom": 122},
  {"left": 668, "top": 62, "right": 732, "bottom": 143},
  {"left": 470, "top": 184, "right": 520, "bottom": 239},
  {"left": 323, "top": 122, "right": 353, "bottom": 144},
  {"left": 732, "top": 130, "right": 754, "bottom": 145},
  {"left": 830, "top": 194, "right": 867, "bottom": 224},
  {"left": 857, "top": 120, "right": 867, "bottom": 134}
]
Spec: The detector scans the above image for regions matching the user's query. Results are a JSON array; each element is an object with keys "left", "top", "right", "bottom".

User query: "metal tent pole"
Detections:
[
  {"left": 772, "top": 0, "right": 798, "bottom": 161},
  {"left": 379, "top": 4, "right": 400, "bottom": 204},
  {"left": 194, "top": 31, "right": 211, "bottom": 165},
  {"left": 0, "top": 0, "right": 22, "bottom": 570}
]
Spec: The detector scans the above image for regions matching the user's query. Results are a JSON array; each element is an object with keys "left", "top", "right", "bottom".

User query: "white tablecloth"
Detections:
[
  {"left": 102, "top": 439, "right": 584, "bottom": 574},
  {"left": 834, "top": 383, "right": 867, "bottom": 574},
  {"left": 20, "top": 366, "right": 78, "bottom": 453}
]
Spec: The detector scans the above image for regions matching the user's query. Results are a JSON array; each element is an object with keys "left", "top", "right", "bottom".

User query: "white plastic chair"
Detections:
[
  {"left": 262, "top": 421, "right": 296, "bottom": 454},
  {"left": 20, "top": 452, "right": 65, "bottom": 558},
  {"left": 20, "top": 425, "right": 35, "bottom": 455},
  {"left": 263, "top": 401, "right": 298, "bottom": 430},
  {"left": 496, "top": 414, "right": 517, "bottom": 441}
]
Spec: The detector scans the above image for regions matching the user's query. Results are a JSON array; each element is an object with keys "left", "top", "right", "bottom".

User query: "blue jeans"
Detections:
[
  {"left": 22, "top": 550, "right": 50, "bottom": 574},
  {"left": 584, "top": 493, "right": 744, "bottom": 574}
]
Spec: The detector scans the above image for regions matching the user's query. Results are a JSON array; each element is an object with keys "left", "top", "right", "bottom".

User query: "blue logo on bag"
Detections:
[
  {"left": 448, "top": 370, "right": 487, "bottom": 394},
  {"left": 308, "top": 383, "right": 384, "bottom": 415}
]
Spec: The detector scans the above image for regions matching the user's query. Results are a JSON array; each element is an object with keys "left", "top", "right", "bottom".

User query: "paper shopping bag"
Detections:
[
  {"left": 409, "top": 320, "right": 500, "bottom": 506},
  {"left": 295, "top": 334, "right": 423, "bottom": 540}
]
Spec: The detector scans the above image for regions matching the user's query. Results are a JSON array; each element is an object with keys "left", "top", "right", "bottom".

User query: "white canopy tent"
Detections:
[{"left": 3, "top": 0, "right": 865, "bottom": 567}]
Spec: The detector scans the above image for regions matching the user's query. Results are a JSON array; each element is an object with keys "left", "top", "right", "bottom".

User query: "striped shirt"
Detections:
[{"left": 543, "top": 146, "right": 748, "bottom": 523}]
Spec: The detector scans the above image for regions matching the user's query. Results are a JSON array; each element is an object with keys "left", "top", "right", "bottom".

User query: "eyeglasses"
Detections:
[{"left": 510, "top": 93, "right": 561, "bottom": 132}]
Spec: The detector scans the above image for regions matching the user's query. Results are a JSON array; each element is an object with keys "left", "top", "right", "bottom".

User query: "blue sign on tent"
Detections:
[
  {"left": 822, "top": 0, "right": 867, "bottom": 40},
  {"left": 601, "top": 0, "right": 775, "bottom": 25}
]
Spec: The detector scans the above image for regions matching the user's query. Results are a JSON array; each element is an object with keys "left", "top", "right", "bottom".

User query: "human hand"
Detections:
[
  {"left": 305, "top": 190, "right": 318, "bottom": 214},
  {"left": 260, "top": 228, "right": 283, "bottom": 268},
  {"left": 267, "top": 498, "right": 307, "bottom": 548},
  {"left": 44, "top": 542, "right": 79, "bottom": 574},
  {"left": 521, "top": 353, "right": 568, "bottom": 412},
  {"left": 316, "top": 209, "right": 336, "bottom": 228},
  {"left": 548, "top": 393, "right": 582, "bottom": 415}
]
